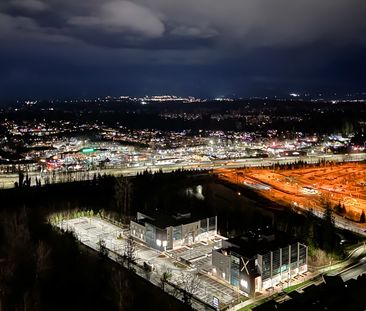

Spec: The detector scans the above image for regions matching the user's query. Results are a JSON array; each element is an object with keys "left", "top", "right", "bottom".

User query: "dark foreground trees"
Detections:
[{"left": 0, "top": 204, "right": 188, "bottom": 311}]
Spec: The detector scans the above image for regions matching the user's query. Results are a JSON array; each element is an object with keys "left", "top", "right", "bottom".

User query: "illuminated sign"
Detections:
[{"left": 81, "top": 148, "right": 95, "bottom": 154}]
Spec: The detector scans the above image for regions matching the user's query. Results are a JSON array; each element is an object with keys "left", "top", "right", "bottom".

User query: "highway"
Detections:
[
  {"left": 337, "top": 258, "right": 366, "bottom": 281},
  {"left": 0, "top": 152, "right": 365, "bottom": 189},
  {"left": 326, "top": 244, "right": 366, "bottom": 282}
]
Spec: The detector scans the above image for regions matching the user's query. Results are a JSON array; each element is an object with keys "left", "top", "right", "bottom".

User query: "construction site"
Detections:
[{"left": 217, "top": 162, "right": 366, "bottom": 222}]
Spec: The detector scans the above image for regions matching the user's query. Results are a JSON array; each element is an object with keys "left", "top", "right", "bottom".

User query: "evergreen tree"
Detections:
[
  {"left": 322, "top": 200, "right": 335, "bottom": 252},
  {"left": 334, "top": 202, "right": 345, "bottom": 214},
  {"left": 360, "top": 211, "right": 366, "bottom": 223},
  {"left": 114, "top": 177, "right": 132, "bottom": 224}
]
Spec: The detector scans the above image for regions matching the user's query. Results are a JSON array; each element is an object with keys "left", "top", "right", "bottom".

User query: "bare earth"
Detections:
[{"left": 217, "top": 163, "right": 366, "bottom": 222}]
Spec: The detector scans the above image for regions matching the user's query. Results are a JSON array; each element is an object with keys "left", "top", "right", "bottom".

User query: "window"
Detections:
[
  {"left": 145, "top": 224, "right": 156, "bottom": 247},
  {"left": 209, "top": 217, "right": 216, "bottom": 231},
  {"left": 240, "top": 279, "right": 248, "bottom": 289},
  {"left": 173, "top": 226, "right": 182, "bottom": 241}
]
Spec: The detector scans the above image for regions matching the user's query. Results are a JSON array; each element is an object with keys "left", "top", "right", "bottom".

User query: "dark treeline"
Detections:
[
  {"left": 0, "top": 173, "right": 191, "bottom": 311},
  {"left": 235, "top": 159, "right": 356, "bottom": 172},
  {"left": 0, "top": 168, "right": 214, "bottom": 310},
  {"left": 132, "top": 169, "right": 213, "bottom": 215},
  {"left": 275, "top": 206, "right": 339, "bottom": 254},
  {"left": 2, "top": 99, "right": 365, "bottom": 135},
  {"left": 269, "top": 159, "right": 340, "bottom": 170},
  {"left": 0, "top": 166, "right": 363, "bottom": 309},
  {"left": 0, "top": 174, "right": 115, "bottom": 209}
]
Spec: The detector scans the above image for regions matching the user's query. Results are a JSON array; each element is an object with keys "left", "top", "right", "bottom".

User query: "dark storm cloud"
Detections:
[
  {"left": 10, "top": 0, "right": 48, "bottom": 12},
  {"left": 0, "top": 0, "right": 365, "bottom": 99},
  {"left": 2, "top": 0, "right": 366, "bottom": 50}
]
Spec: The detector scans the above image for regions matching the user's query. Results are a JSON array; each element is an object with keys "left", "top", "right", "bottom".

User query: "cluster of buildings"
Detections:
[
  {"left": 129, "top": 211, "right": 308, "bottom": 297},
  {"left": 1, "top": 98, "right": 364, "bottom": 175},
  {"left": 1, "top": 125, "right": 347, "bottom": 174}
]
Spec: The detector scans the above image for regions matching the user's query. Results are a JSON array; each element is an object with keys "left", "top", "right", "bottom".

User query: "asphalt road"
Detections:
[
  {"left": 1, "top": 153, "right": 365, "bottom": 189},
  {"left": 336, "top": 256, "right": 366, "bottom": 282}
]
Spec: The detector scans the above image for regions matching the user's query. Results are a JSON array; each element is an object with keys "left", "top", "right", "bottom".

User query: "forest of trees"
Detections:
[{"left": 0, "top": 174, "right": 190, "bottom": 311}]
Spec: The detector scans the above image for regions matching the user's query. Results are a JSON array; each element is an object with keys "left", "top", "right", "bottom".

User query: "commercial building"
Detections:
[
  {"left": 130, "top": 211, "right": 217, "bottom": 251},
  {"left": 212, "top": 229, "right": 308, "bottom": 296}
]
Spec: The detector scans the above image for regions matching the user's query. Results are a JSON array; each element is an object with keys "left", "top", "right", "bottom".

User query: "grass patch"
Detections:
[
  {"left": 237, "top": 293, "right": 280, "bottom": 311},
  {"left": 238, "top": 304, "right": 254, "bottom": 311},
  {"left": 237, "top": 279, "right": 314, "bottom": 310},
  {"left": 283, "top": 279, "right": 312, "bottom": 293}
]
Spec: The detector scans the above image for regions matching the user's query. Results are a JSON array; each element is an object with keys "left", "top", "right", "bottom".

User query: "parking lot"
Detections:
[{"left": 57, "top": 216, "right": 243, "bottom": 309}]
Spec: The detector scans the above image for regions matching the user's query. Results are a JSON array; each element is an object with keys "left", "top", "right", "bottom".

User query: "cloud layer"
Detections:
[
  {"left": 0, "top": 0, "right": 365, "bottom": 99},
  {"left": 68, "top": 1, "right": 165, "bottom": 38},
  {"left": 2, "top": 0, "right": 366, "bottom": 50}
]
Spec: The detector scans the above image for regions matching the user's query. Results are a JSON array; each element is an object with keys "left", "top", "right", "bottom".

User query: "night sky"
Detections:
[{"left": 0, "top": 0, "right": 365, "bottom": 100}]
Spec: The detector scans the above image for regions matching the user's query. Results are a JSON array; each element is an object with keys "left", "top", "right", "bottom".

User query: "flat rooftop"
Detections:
[
  {"left": 222, "top": 230, "right": 300, "bottom": 258},
  {"left": 134, "top": 210, "right": 216, "bottom": 229}
]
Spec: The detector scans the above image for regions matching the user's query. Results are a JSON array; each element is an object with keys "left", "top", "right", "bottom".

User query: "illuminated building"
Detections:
[
  {"left": 130, "top": 211, "right": 217, "bottom": 251},
  {"left": 212, "top": 229, "right": 308, "bottom": 296}
]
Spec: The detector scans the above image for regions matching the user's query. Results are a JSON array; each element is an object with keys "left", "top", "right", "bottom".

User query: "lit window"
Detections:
[
  {"left": 240, "top": 279, "right": 248, "bottom": 289},
  {"left": 212, "top": 268, "right": 216, "bottom": 274},
  {"left": 222, "top": 272, "right": 226, "bottom": 278},
  {"left": 156, "top": 239, "right": 162, "bottom": 247},
  {"left": 162, "top": 240, "right": 167, "bottom": 247}
]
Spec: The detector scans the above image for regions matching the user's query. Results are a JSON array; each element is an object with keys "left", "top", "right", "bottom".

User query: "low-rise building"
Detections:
[
  {"left": 130, "top": 211, "right": 217, "bottom": 251},
  {"left": 212, "top": 229, "right": 308, "bottom": 296}
]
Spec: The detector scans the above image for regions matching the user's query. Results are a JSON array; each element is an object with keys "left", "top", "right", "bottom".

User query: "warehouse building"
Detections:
[
  {"left": 212, "top": 228, "right": 308, "bottom": 296},
  {"left": 130, "top": 211, "right": 217, "bottom": 251}
]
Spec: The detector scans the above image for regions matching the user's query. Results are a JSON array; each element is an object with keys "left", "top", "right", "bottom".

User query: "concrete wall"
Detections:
[
  {"left": 182, "top": 220, "right": 200, "bottom": 244},
  {"left": 166, "top": 226, "right": 173, "bottom": 250},
  {"left": 130, "top": 220, "right": 146, "bottom": 242},
  {"left": 212, "top": 249, "right": 231, "bottom": 283}
]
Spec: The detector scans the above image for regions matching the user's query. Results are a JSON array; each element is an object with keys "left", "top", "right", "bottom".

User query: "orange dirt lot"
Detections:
[{"left": 216, "top": 163, "right": 366, "bottom": 222}]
